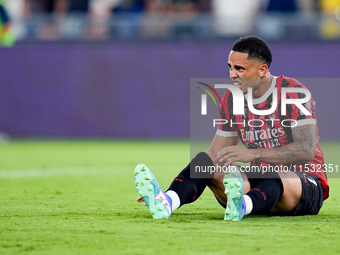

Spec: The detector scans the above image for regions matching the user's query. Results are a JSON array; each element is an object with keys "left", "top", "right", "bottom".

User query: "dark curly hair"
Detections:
[{"left": 232, "top": 36, "right": 272, "bottom": 68}]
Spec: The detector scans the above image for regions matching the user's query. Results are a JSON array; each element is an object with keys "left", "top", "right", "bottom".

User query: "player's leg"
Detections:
[
  {"left": 166, "top": 152, "right": 214, "bottom": 208},
  {"left": 209, "top": 169, "right": 323, "bottom": 217},
  {"left": 203, "top": 152, "right": 250, "bottom": 207},
  {"left": 218, "top": 165, "right": 285, "bottom": 221},
  {"left": 134, "top": 152, "right": 214, "bottom": 219},
  {"left": 244, "top": 170, "right": 285, "bottom": 215},
  {"left": 204, "top": 163, "right": 291, "bottom": 221},
  {"left": 134, "top": 164, "right": 173, "bottom": 219},
  {"left": 207, "top": 167, "right": 250, "bottom": 207},
  {"left": 205, "top": 158, "right": 252, "bottom": 221},
  {"left": 166, "top": 155, "right": 251, "bottom": 221},
  {"left": 239, "top": 170, "right": 323, "bottom": 216},
  {"left": 270, "top": 171, "right": 324, "bottom": 215},
  {"left": 269, "top": 171, "right": 302, "bottom": 214}
]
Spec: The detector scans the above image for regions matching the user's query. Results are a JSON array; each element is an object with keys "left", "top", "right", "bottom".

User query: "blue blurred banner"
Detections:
[{"left": 0, "top": 42, "right": 339, "bottom": 138}]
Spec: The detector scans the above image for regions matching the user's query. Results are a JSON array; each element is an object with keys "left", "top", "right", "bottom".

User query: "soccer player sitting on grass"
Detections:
[{"left": 134, "top": 36, "right": 329, "bottom": 221}]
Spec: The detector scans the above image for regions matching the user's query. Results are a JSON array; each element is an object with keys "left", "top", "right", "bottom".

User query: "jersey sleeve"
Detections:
[
  {"left": 287, "top": 84, "right": 317, "bottom": 128},
  {"left": 216, "top": 91, "right": 238, "bottom": 137}
]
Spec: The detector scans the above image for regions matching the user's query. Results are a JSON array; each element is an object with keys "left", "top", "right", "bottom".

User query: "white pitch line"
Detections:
[
  {"left": 0, "top": 167, "right": 98, "bottom": 179},
  {"left": 0, "top": 164, "right": 186, "bottom": 179}
]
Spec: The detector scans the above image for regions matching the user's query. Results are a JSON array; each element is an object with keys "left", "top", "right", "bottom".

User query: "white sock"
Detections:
[
  {"left": 166, "top": 190, "right": 181, "bottom": 212},
  {"left": 243, "top": 195, "right": 253, "bottom": 215}
]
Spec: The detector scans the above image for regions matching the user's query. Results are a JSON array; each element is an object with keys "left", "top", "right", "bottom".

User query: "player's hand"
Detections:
[
  {"left": 217, "top": 146, "right": 260, "bottom": 166},
  {"left": 136, "top": 196, "right": 147, "bottom": 206}
]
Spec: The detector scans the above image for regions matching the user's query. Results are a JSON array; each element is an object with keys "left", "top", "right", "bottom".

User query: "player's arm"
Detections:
[
  {"left": 256, "top": 124, "right": 317, "bottom": 164},
  {"left": 206, "top": 134, "right": 239, "bottom": 161},
  {"left": 218, "top": 124, "right": 317, "bottom": 165}
]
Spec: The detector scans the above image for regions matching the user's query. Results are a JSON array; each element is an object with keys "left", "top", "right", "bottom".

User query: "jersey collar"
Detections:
[{"left": 244, "top": 76, "right": 277, "bottom": 105}]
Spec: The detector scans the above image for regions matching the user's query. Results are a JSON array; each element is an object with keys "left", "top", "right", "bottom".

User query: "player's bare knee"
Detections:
[{"left": 274, "top": 172, "right": 302, "bottom": 213}]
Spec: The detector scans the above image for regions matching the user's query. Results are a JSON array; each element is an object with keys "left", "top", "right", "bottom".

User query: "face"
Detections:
[{"left": 228, "top": 51, "right": 268, "bottom": 94}]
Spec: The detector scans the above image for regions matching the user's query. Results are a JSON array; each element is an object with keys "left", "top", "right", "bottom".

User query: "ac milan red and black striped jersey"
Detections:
[{"left": 217, "top": 75, "right": 329, "bottom": 200}]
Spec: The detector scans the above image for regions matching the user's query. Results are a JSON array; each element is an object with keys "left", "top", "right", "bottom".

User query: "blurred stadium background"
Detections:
[
  {"left": 0, "top": 0, "right": 340, "bottom": 140},
  {"left": 1, "top": 1, "right": 340, "bottom": 254}
]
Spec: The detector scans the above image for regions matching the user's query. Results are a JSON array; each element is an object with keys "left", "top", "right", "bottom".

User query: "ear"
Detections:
[{"left": 258, "top": 64, "right": 269, "bottom": 78}]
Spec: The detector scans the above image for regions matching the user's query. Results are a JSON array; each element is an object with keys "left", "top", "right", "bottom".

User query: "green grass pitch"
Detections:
[{"left": 1, "top": 140, "right": 340, "bottom": 254}]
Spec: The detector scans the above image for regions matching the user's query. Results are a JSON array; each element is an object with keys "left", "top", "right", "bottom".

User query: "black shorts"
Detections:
[{"left": 285, "top": 172, "right": 324, "bottom": 216}]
